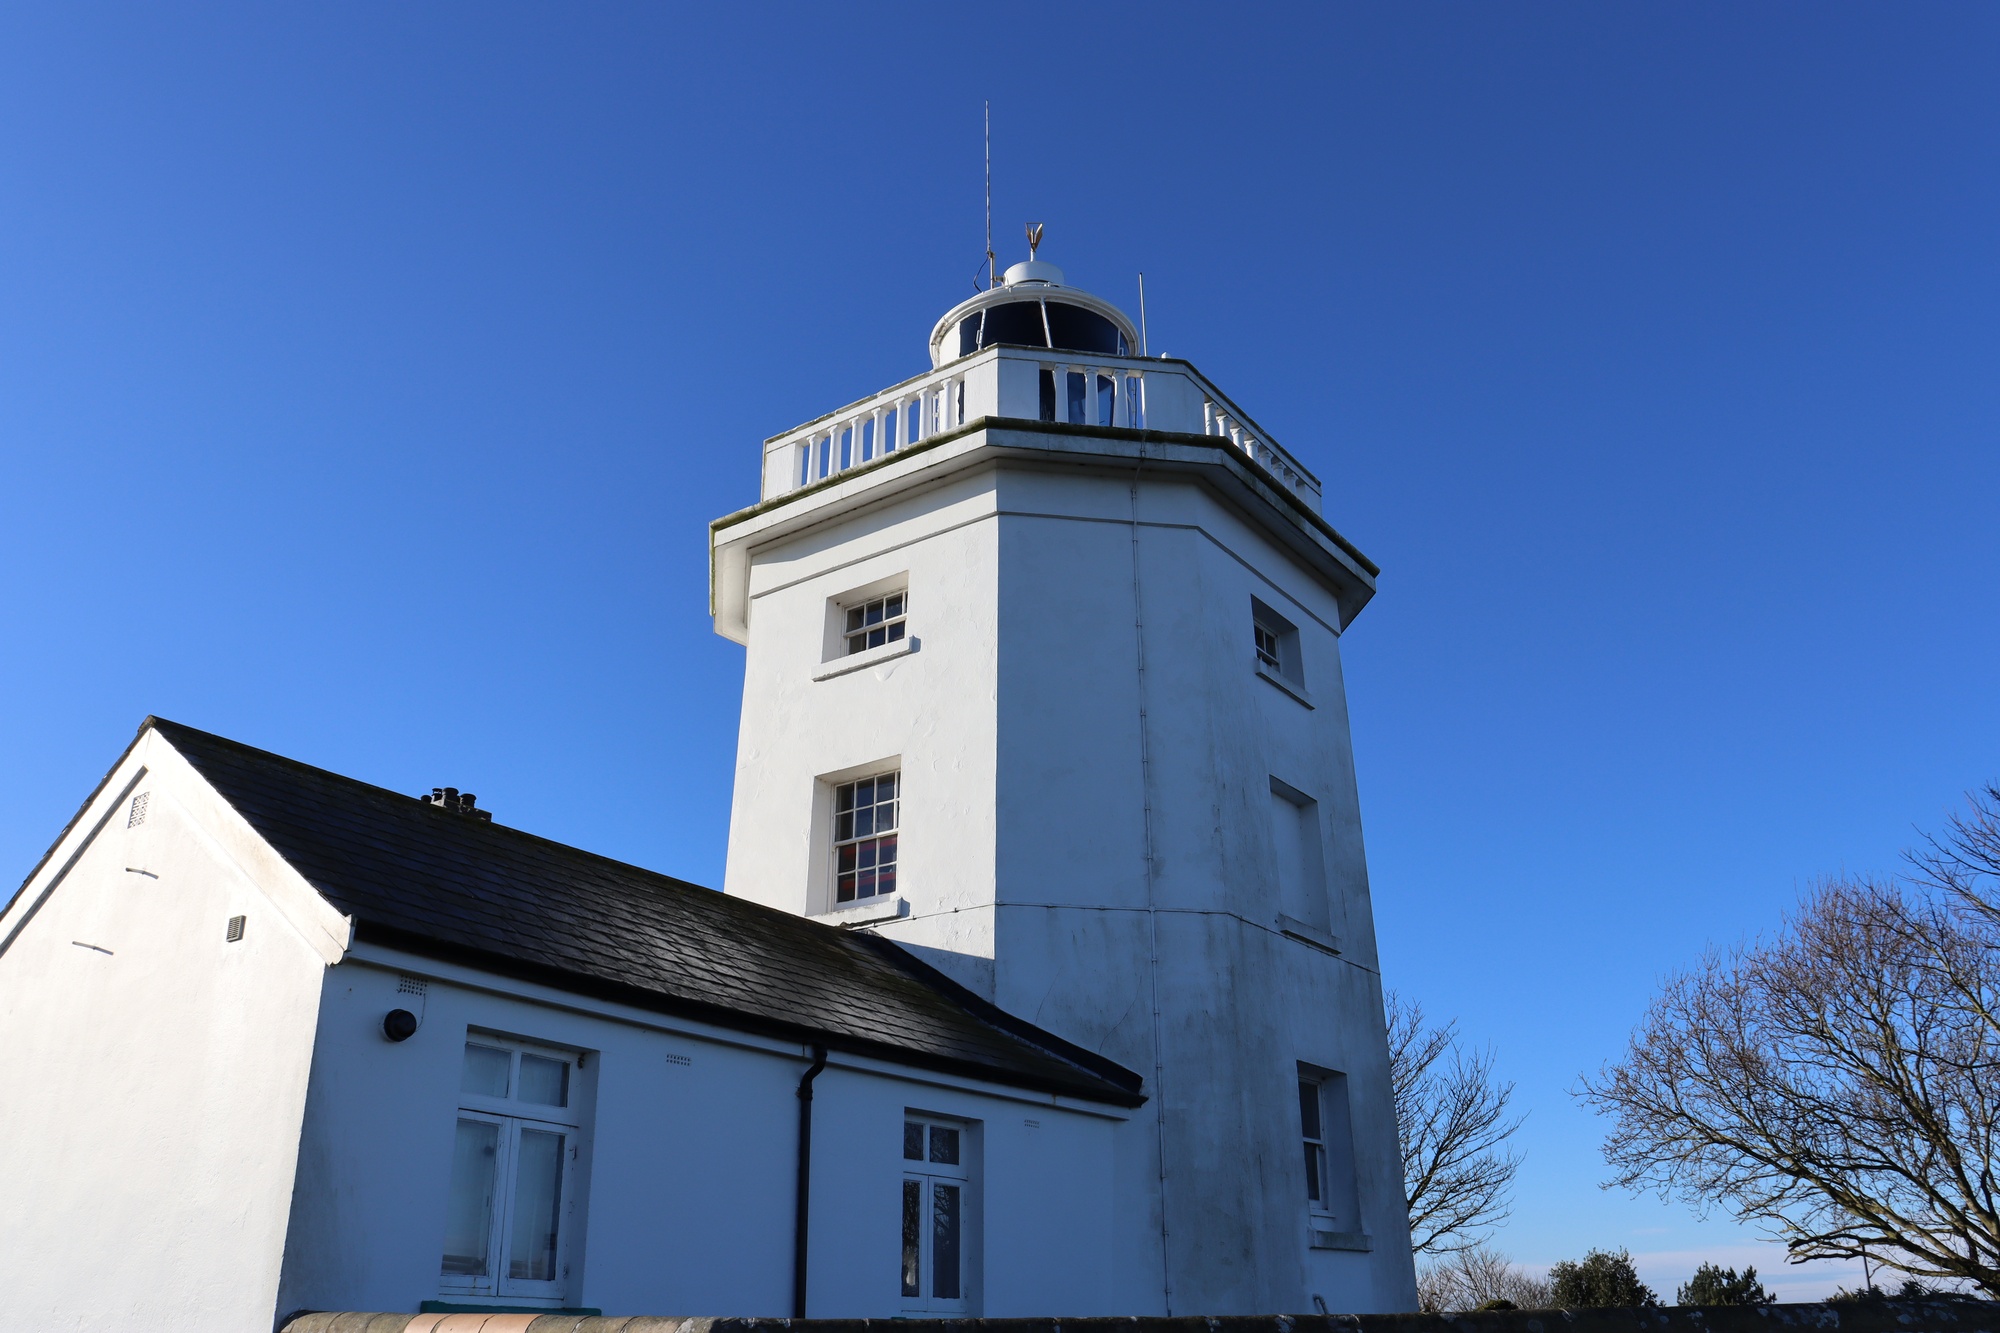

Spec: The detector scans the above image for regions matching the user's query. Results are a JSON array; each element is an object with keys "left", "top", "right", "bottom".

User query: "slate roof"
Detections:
[{"left": 146, "top": 718, "right": 1144, "bottom": 1107}]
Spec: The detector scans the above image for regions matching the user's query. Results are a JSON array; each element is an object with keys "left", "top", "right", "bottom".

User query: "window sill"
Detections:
[
  {"left": 1309, "top": 1227, "right": 1372, "bottom": 1252},
  {"left": 815, "top": 636, "right": 920, "bottom": 681},
  {"left": 1278, "top": 915, "right": 1343, "bottom": 956},
  {"left": 812, "top": 895, "right": 908, "bottom": 928},
  {"left": 1256, "top": 664, "right": 1314, "bottom": 709}
]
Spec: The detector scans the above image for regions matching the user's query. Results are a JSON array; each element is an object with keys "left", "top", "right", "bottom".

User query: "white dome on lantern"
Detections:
[{"left": 927, "top": 261, "right": 1140, "bottom": 369}]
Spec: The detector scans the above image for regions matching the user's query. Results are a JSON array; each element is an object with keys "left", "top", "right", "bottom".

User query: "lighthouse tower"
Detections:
[{"left": 712, "top": 255, "right": 1417, "bottom": 1316}]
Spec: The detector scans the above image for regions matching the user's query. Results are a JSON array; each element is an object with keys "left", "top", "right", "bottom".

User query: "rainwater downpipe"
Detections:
[{"left": 792, "top": 1042, "right": 829, "bottom": 1318}]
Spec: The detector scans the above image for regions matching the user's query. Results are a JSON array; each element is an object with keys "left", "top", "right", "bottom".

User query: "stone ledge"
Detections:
[{"left": 282, "top": 1299, "right": 1999, "bottom": 1333}]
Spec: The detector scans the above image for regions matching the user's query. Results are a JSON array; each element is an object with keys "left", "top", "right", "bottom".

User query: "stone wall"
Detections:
[{"left": 283, "top": 1299, "right": 1999, "bottom": 1333}]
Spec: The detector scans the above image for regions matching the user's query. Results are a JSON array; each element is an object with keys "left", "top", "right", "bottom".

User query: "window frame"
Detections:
[
  {"left": 1251, "top": 596, "right": 1304, "bottom": 687},
  {"left": 1296, "top": 1064, "right": 1361, "bottom": 1233},
  {"left": 901, "top": 1113, "right": 975, "bottom": 1315},
  {"left": 832, "top": 770, "right": 900, "bottom": 906},
  {"left": 1299, "top": 1075, "right": 1332, "bottom": 1218},
  {"left": 439, "top": 1036, "right": 588, "bottom": 1307},
  {"left": 843, "top": 592, "right": 909, "bottom": 657},
  {"left": 820, "top": 574, "right": 913, "bottom": 667}
]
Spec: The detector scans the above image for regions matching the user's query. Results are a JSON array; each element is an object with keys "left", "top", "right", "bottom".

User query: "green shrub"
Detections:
[
  {"left": 1676, "top": 1263, "right": 1770, "bottom": 1306},
  {"left": 1548, "top": 1248, "right": 1658, "bottom": 1308}
]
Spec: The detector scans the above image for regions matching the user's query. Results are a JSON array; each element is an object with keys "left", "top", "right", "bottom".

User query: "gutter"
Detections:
[{"left": 349, "top": 921, "right": 1146, "bottom": 1107}]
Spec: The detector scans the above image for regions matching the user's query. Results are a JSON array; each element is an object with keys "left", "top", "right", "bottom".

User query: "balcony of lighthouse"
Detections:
[{"left": 757, "top": 344, "right": 1323, "bottom": 514}]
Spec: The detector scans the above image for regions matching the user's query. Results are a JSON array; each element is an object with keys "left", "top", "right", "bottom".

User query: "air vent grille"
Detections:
[
  {"left": 225, "top": 915, "right": 246, "bottom": 943},
  {"left": 127, "top": 793, "right": 149, "bottom": 829}
]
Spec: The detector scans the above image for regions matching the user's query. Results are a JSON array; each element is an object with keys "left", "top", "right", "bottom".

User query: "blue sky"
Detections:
[{"left": 4, "top": 3, "right": 1996, "bottom": 1303}]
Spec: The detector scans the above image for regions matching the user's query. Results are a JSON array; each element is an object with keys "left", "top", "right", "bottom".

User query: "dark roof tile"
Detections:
[{"left": 147, "top": 718, "right": 1142, "bottom": 1106}]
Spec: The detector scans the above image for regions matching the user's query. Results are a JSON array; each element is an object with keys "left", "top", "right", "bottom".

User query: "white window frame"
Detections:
[
  {"left": 1251, "top": 596, "right": 1303, "bottom": 686},
  {"left": 1297, "top": 1064, "right": 1360, "bottom": 1232},
  {"left": 819, "top": 574, "right": 915, "bottom": 670},
  {"left": 843, "top": 591, "right": 909, "bottom": 656},
  {"left": 439, "top": 1036, "right": 588, "bottom": 1307},
  {"left": 1300, "top": 1074, "right": 1331, "bottom": 1217},
  {"left": 1255, "top": 622, "right": 1284, "bottom": 671},
  {"left": 901, "top": 1113, "right": 975, "bottom": 1314},
  {"left": 832, "top": 769, "right": 900, "bottom": 906}
]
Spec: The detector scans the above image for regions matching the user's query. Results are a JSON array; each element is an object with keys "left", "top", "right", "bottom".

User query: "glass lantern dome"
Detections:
[{"left": 927, "top": 261, "right": 1141, "bottom": 368}]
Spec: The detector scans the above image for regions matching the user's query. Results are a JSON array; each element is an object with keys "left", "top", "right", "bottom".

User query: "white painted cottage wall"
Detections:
[
  {"left": 279, "top": 947, "right": 1127, "bottom": 1320},
  {"left": 0, "top": 734, "right": 339, "bottom": 1333},
  {"left": 804, "top": 1062, "right": 1120, "bottom": 1318},
  {"left": 4, "top": 727, "right": 1132, "bottom": 1328}
]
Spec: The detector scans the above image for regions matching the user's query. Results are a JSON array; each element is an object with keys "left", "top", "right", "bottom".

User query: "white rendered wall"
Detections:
[
  {"left": 278, "top": 946, "right": 1125, "bottom": 1318},
  {"left": 990, "top": 465, "right": 1411, "bottom": 1312},
  {"left": 719, "top": 439, "right": 1418, "bottom": 1315},
  {"left": 721, "top": 466, "right": 1005, "bottom": 996},
  {"left": 0, "top": 731, "right": 341, "bottom": 1333},
  {"left": 0, "top": 723, "right": 1128, "bottom": 1327}
]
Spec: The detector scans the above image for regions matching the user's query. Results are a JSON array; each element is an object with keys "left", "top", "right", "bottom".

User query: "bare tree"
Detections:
[
  {"left": 1913, "top": 782, "right": 2000, "bottom": 933},
  {"left": 1416, "top": 1243, "right": 1553, "bottom": 1312},
  {"left": 1389, "top": 991, "right": 1524, "bottom": 1255},
  {"left": 1579, "top": 787, "right": 2000, "bottom": 1297}
]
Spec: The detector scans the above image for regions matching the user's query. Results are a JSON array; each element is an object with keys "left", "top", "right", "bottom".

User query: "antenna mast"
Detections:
[
  {"left": 984, "top": 101, "right": 995, "bottom": 288},
  {"left": 1138, "top": 272, "right": 1150, "bottom": 356}
]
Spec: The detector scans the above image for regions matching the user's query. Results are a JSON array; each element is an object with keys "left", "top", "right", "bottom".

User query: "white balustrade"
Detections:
[{"left": 761, "top": 347, "right": 1321, "bottom": 511}]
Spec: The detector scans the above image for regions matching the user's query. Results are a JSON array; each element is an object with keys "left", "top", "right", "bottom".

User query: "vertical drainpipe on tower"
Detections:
[{"left": 793, "top": 1043, "right": 829, "bottom": 1318}]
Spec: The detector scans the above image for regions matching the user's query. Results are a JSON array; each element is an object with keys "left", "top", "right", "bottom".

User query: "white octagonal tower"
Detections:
[{"left": 712, "top": 257, "right": 1417, "bottom": 1316}]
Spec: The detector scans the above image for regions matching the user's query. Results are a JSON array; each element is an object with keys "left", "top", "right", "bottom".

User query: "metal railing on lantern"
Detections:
[{"left": 761, "top": 346, "right": 1322, "bottom": 512}]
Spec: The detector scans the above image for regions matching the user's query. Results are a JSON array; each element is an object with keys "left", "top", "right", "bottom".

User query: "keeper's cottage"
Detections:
[{"left": 0, "top": 254, "right": 1417, "bottom": 1330}]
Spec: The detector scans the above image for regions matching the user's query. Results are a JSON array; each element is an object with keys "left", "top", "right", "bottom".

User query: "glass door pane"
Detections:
[
  {"left": 441, "top": 1118, "right": 500, "bottom": 1276},
  {"left": 930, "top": 1181, "right": 961, "bottom": 1300},
  {"left": 901, "top": 1179, "right": 922, "bottom": 1297},
  {"left": 507, "top": 1128, "right": 566, "bottom": 1282}
]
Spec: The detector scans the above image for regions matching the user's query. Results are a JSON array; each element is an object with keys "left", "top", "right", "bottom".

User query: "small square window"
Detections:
[
  {"left": 462, "top": 1044, "right": 512, "bottom": 1098},
  {"left": 844, "top": 593, "right": 909, "bottom": 656},
  {"left": 834, "top": 771, "right": 900, "bottom": 904},
  {"left": 1251, "top": 597, "right": 1303, "bottom": 687},
  {"left": 1255, "top": 623, "right": 1283, "bottom": 672}
]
